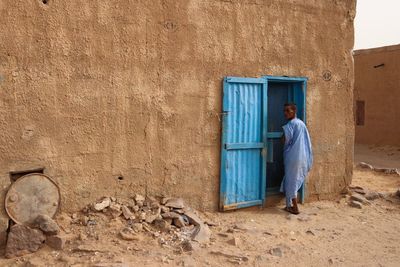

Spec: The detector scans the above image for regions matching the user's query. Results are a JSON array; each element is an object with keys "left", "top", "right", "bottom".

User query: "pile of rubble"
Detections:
[
  {"left": 345, "top": 185, "right": 400, "bottom": 209},
  {"left": 358, "top": 162, "right": 400, "bottom": 176},
  {"left": 5, "top": 214, "right": 65, "bottom": 258},
  {"left": 80, "top": 194, "right": 211, "bottom": 250},
  {"left": 4, "top": 194, "right": 212, "bottom": 259}
]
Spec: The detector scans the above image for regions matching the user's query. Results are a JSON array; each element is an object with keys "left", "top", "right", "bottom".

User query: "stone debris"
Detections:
[
  {"left": 121, "top": 205, "right": 134, "bottom": 220},
  {"left": 173, "top": 216, "right": 187, "bottom": 228},
  {"left": 227, "top": 236, "right": 241, "bottom": 247},
  {"left": 269, "top": 247, "right": 283, "bottom": 257},
  {"left": 161, "top": 211, "right": 181, "bottom": 219},
  {"left": 358, "top": 162, "right": 373, "bottom": 170},
  {"left": 358, "top": 162, "right": 400, "bottom": 175},
  {"left": 119, "top": 227, "right": 140, "bottom": 241},
  {"left": 349, "top": 200, "right": 363, "bottom": 209},
  {"left": 165, "top": 198, "right": 185, "bottom": 209},
  {"left": 306, "top": 230, "right": 316, "bottom": 236},
  {"left": 46, "top": 234, "right": 66, "bottom": 250},
  {"left": 35, "top": 214, "right": 61, "bottom": 235},
  {"left": 5, "top": 224, "right": 46, "bottom": 258},
  {"left": 350, "top": 193, "right": 371, "bottom": 205},
  {"left": 210, "top": 250, "right": 249, "bottom": 263},
  {"left": 82, "top": 194, "right": 211, "bottom": 249},
  {"left": 94, "top": 197, "right": 111, "bottom": 211},
  {"left": 365, "top": 191, "right": 380, "bottom": 200}
]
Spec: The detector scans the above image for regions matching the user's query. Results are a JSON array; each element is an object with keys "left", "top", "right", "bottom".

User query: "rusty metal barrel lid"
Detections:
[{"left": 5, "top": 173, "right": 60, "bottom": 225}]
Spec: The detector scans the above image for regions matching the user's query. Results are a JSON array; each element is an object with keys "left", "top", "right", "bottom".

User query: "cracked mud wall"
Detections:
[{"left": 0, "top": 0, "right": 355, "bottom": 236}]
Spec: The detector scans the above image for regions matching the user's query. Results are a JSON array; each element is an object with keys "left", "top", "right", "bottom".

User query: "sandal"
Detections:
[{"left": 284, "top": 206, "right": 300, "bottom": 215}]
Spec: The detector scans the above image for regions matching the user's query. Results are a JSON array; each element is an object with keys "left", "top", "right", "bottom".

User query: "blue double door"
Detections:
[{"left": 220, "top": 76, "right": 307, "bottom": 211}]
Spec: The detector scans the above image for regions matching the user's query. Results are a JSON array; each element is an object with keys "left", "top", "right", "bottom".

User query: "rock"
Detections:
[
  {"left": 46, "top": 235, "right": 66, "bottom": 250},
  {"left": 154, "top": 219, "right": 171, "bottom": 232},
  {"left": 350, "top": 193, "right": 370, "bottom": 205},
  {"left": 119, "top": 227, "right": 140, "bottom": 241},
  {"left": 340, "top": 187, "right": 350, "bottom": 195},
  {"left": 121, "top": 205, "right": 134, "bottom": 220},
  {"left": 269, "top": 247, "right": 283, "bottom": 257},
  {"left": 165, "top": 198, "right": 185, "bottom": 209},
  {"left": 378, "top": 192, "right": 390, "bottom": 199},
  {"left": 34, "top": 214, "right": 60, "bottom": 235},
  {"left": 94, "top": 197, "right": 111, "bottom": 211},
  {"left": 81, "top": 216, "right": 90, "bottom": 226},
  {"left": 173, "top": 216, "right": 187, "bottom": 228},
  {"left": 349, "top": 200, "right": 362, "bottom": 209},
  {"left": 191, "top": 223, "right": 211, "bottom": 243},
  {"left": 204, "top": 220, "right": 218, "bottom": 227},
  {"left": 180, "top": 240, "right": 196, "bottom": 252},
  {"left": 132, "top": 205, "right": 140, "bottom": 212},
  {"left": 161, "top": 212, "right": 181, "bottom": 219},
  {"left": 131, "top": 223, "right": 143, "bottom": 232},
  {"left": 297, "top": 214, "right": 311, "bottom": 222},
  {"left": 358, "top": 162, "right": 373, "bottom": 170},
  {"left": 161, "top": 197, "right": 170, "bottom": 205},
  {"left": 227, "top": 236, "right": 241, "bottom": 246},
  {"left": 218, "top": 232, "right": 230, "bottom": 238},
  {"left": 135, "top": 194, "right": 145, "bottom": 202},
  {"left": 354, "top": 188, "right": 366, "bottom": 195},
  {"left": 72, "top": 244, "right": 106, "bottom": 253},
  {"left": 78, "top": 232, "right": 87, "bottom": 241},
  {"left": 145, "top": 214, "right": 159, "bottom": 224},
  {"left": 209, "top": 250, "right": 249, "bottom": 262},
  {"left": 182, "top": 209, "right": 210, "bottom": 243},
  {"left": 306, "top": 230, "right": 316, "bottom": 236},
  {"left": 146, "top": 196, "right": 160, "bottom": 209},
  {"left": 183, "top": 209, "right": 203, "bottom": 226},
  {"left": 5, "top": 224, "right": 46, "bottom": 258},
  {"left": 134, "top": 194, "right": 145, "bottom": 207},
  {"left": 109, "top": 203, "right": 122, "bottom": 218},
  {"left": 365, "top": 191, "right": 380, "bottom": 200},
  {"left": 160, "top": 206, "right": 170, "bottom": 213}
]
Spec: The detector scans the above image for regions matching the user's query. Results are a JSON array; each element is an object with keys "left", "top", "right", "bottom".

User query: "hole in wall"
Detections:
[
  {"left": 9, "top": 168, "right": 45, "bottom": 182},
  {"left": 117, "top": 176, "right": 124, "bottom": 181},
  {"left": 42, "top": 0, "right": 49, "bottom": 4}
]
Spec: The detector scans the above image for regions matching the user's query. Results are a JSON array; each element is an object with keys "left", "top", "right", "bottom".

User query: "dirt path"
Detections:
[
  {"left": 355, "top": 144, "right": 400, "bottom": 169},
  {"left": 1, "top": 147, "right": 400, "bottom": 267}
]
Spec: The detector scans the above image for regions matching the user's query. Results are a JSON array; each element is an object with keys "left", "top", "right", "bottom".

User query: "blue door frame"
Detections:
[
  {"left": 220, "top": 75, "right": 308, "bottom": 211},
  {"left": 263, "top": 76, "right": 308, "bottom": 204}
]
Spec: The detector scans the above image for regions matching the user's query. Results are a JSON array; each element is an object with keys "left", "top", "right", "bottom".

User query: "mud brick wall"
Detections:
[
  {"left": 0, "top": 0, "right": 355, "bottom": 243},
  {"left": 354, "top": 44, "right": 400, "bottom": 146}
]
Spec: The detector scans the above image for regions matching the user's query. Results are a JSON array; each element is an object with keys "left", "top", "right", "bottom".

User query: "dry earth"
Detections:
[{"left": 0, "top": 146, "right": 399, "bottom": 267}]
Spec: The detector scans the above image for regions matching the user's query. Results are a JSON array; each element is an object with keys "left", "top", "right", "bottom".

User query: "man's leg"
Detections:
[
  {"left": 284, "top": 195, "right": 300, "bottom": 215},
  {"left": 291, "top": 197, "right": 300, "bottom": 214}
]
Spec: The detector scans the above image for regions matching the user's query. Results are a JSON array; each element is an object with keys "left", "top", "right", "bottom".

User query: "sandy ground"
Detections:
[
  {"left": 0, "top": 146, "right": 399, "bottom": 267},
  {"left": 355, "top": 144, "right": 400, "bottom": 169}
]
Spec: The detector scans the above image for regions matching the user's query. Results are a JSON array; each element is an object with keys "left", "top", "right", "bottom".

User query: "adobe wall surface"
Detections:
[
  {"left": 0, "top": 0, "right": 355, "bottom": 239},
  {"left": 354, "top": 44, "right": 400, "bottom": 146}
]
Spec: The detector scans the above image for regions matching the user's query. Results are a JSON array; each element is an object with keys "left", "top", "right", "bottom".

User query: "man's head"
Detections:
[{"left": 284, "top": 103, "right": 297, "bottom": 120}]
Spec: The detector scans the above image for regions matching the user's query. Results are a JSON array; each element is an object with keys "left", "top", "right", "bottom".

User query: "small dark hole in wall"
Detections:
[
  {"left": 117, "top": 176, "right": 124, "bottom": 181},
  {"left": 42, "top": 0, "right": 49, "bottom": 4},
  {"left": 9, "top": 168, "right": 44, "bottom": 182}
]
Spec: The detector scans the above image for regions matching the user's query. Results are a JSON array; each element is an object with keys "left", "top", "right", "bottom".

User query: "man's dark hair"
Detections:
[{"left": 284, "top": 103, "right": 297, "bottom": 112}]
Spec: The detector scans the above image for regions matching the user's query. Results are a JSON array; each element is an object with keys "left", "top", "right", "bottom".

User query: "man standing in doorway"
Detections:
[{"left": 281, "top": 103, "right": 313, "bottom": 214}]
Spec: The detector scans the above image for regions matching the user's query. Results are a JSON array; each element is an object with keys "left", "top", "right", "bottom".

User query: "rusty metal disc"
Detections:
[{"left": 5, "top": 173, "right": 60, "bottom": 225}]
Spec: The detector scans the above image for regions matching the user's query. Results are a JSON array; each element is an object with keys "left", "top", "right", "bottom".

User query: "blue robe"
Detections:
[{"left": 280, "top": 118, "right": 313, "bottom": 207}]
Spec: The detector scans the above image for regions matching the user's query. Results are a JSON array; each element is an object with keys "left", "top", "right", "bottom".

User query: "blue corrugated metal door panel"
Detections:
[{"left": 220, "top": 77, "right": 267, "bottom": 211}]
